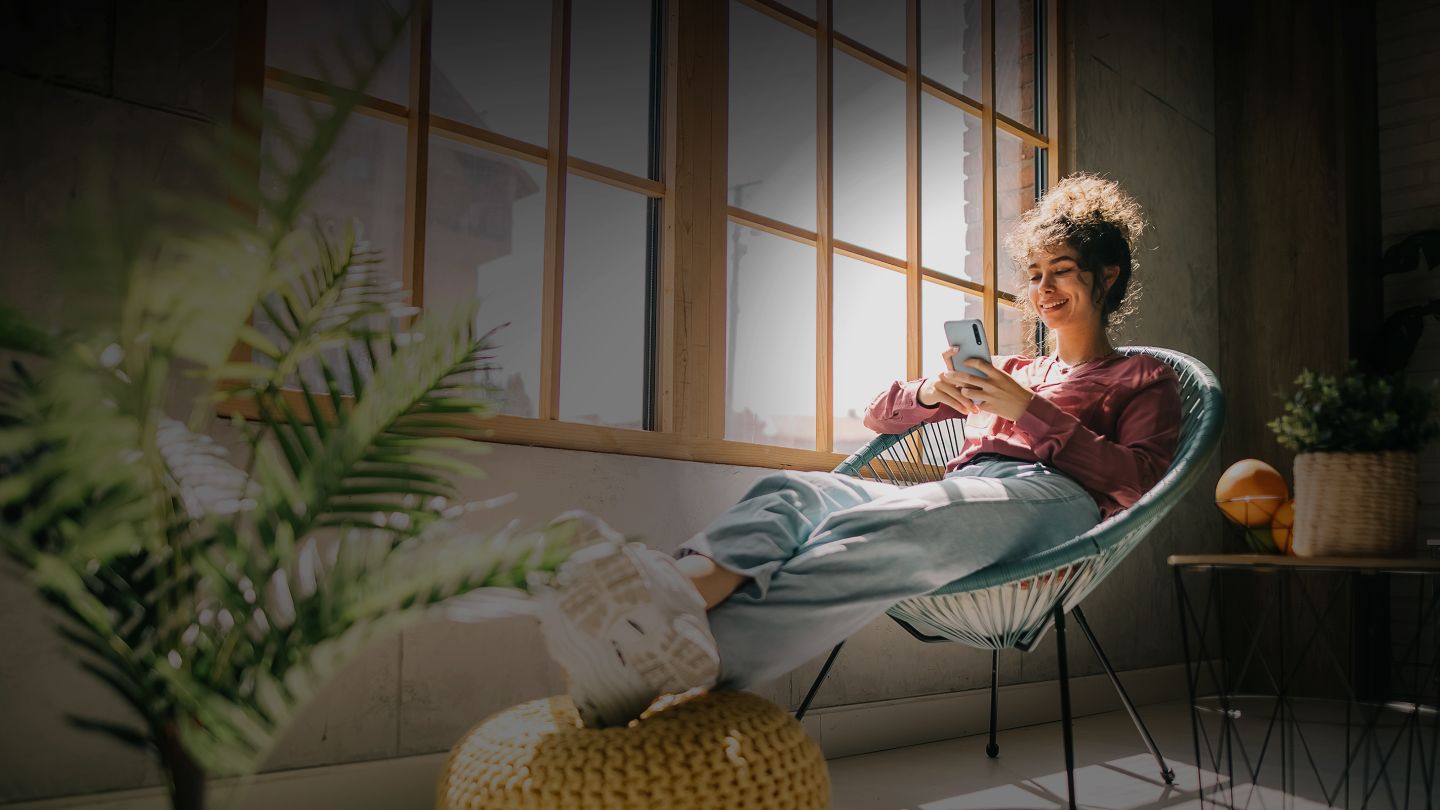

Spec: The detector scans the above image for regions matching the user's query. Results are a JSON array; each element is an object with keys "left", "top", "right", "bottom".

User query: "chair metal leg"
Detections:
[
  {"left": 1072, "top": 606, "right": 1177, "bottom": 785},
  {"left": 1054, "top": 607, "right": 1078, "bottom": 810},
  {"left": 795, "top": 643, "right": 844, "bottom": 721},
  {"left": 987, "top": 648, "right": 1000, "bottom": 758}
]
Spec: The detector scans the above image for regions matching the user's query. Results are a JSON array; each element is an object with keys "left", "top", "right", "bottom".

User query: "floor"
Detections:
[{"left": 825, "top": 699, "right": 1428, "bottom": 809}]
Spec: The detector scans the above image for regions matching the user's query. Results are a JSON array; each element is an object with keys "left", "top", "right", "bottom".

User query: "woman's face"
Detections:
[{"left": 1025, "top": 244, "right": 1113, "bottom": 331}]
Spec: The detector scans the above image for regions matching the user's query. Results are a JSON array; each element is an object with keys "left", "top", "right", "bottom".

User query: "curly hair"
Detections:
[{"left": 1002, "top": 173, "right": 1147, "bottom": 355}]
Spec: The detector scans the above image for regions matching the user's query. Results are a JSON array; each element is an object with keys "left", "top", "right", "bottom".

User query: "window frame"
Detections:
[{"left": 224, "top": 0, "right": 1067, "bottom": 472}]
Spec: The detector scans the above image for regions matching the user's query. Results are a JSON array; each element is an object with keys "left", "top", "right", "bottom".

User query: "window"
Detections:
[{"left": 241, "top": 0, "right": 1062, "bottom": 469}]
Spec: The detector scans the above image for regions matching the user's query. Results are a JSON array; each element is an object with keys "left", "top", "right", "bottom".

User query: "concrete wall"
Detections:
[
  {"left": 0, "top": 1, "right": 1219, "bottom": 802},
  {"left": 1377, "top": 0, "right": 1440, "bottom": 547}
]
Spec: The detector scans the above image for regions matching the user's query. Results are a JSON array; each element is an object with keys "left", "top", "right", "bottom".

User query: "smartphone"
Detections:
[{"left": 944, "top": 319, "right": 992, "bottom": 378}]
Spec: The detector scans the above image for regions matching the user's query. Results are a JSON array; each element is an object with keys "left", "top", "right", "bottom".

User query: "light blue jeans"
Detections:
[{"left": 677, "top": 458, "right": 1102, "bottom": 689}]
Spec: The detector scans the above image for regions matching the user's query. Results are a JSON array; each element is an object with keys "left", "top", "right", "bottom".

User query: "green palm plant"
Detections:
[{"left": 0, "top": 10, "right": 575, "bottom": 809}]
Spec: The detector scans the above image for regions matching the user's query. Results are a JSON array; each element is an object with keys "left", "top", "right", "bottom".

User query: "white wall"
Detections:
[{"left": 0, "top": 1, "right": 1220, "bottom": 801}]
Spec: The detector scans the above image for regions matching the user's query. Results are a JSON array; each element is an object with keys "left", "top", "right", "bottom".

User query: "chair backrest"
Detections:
[{"left": 834, "top": 346, "right": 1225, "bottom": 596}]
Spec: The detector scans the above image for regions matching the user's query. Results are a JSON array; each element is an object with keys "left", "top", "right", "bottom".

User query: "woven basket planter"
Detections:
[
  {"left": 1292, "top": 451, "right": 1418, "bottom": 557},
  {"left": 437, "top": 690, "right": 829, "bottom": 810}
]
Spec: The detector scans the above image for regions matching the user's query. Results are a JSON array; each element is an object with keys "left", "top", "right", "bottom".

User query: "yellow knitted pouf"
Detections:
[{"left": 437, "top": 690, "right": 829, "bottom": 810}]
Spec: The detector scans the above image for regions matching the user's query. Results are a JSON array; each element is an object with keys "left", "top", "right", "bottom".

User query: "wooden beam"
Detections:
[
  {"left": 539, "top": 0, "right": 572, "bottom": 421},
  {"left": 401, "top": 0, "right": 433, "bottom": 309},
  {"left": 816, "top": 0, "right": 834, "bottom": 452},
  {"left": 429, "top": 115, "right": 548, "bottom": 164},
  {"left": 920, "top": 76, "right": 984, "bottom": 119},
  {"left": 906, "top": 0, "right": 922, "bottom": 380},
  {"left": 707, "top": 0, "right": 730, "bottom": 441},
  {"left": 264, "top": 67, "right": 409, "bottom": 124},
  {"left": 569, "top": 157, "right": 666, "bottom": 197},
  {"left": 1047, "top": 0, "right": 1065, "bottom": 183},
  {"left": 982, "top": 0, "right": 998, "bottom": 348},
  {"left": 996, "top": 111, "right": 1048, "bottom": 149}
]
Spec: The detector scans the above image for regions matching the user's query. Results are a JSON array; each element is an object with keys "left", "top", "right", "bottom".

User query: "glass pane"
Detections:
[
  {"left": 997, "top": 131, "right": 1040, "bottom": 275},
  {"left": 266, "top": 0, "right": 410, "bottom": 105},
  {"left": 833, "top": 257, "right": 906, "bottom": 454},
  {"left": 996, "top": 0, "right": 1042, "bottom": 130},
  {"left": 729, "top": 1, "right": 817, "bottom": 231},
  {"left": 921, "top": 0, "right": 983, "bottom": 101},
  {"left": 997, "top": 301, "right": 1029, "bottom": 357},
  {"left": 425, "top": 139, "right": 546, "bottom": 417},
  {"left": 921, "top": 95, "right": 983, "bottom": 282},
  {"left": 257, "top": 90, "right": 408, "bottom": 393},
  {"left": 833, "top": 51, "right": 905, "bottom": 259},
  {"left": 834, "top": 0, "right": 905, "bottom": 64},
  {"left": 570, "top": 0, "right": 656, "bottom": 177},
  {"left": 921, "top": 280, "right": 982, "bottom": 380},
  {"left": 559, "top": 177, "right": 650, "bottom": 428},
  {"left": 430, "top": 0, "right": 549, "bottom": 146},
  {"left": 726, "top": 225, "right": 816, "bottom": 449},
  {"left": 261, "top": 90, "right": 408, "bottom": 282}
]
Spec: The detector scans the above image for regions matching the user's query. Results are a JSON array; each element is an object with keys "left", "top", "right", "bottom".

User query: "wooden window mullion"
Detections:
[
  {"left": 905, "top": 0, "right": 922, "bottom": 381},
  {"left": 981, "top": 0, "right": 998, "bottom": 344},
  {"left": 540, "top": 0, "right": 573, "bottom": 421},
  {"left": 402, "top": 0, "right": 433, "bottom": 310},
  {"left": 816, "top": 0, "right": 834, "bottom": 453},
  {"left": 1047, "top": 0, "right": 1065, "bottom": 180}
]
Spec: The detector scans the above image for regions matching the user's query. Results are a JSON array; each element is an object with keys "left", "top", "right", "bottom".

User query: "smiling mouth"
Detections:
[{"left": 1040, "top": 299, "right": 1068, "bottom": 312}]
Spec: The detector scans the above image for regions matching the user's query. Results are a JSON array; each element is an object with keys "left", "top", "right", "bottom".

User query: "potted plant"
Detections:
[
  {"left": 1267, "top": 365, "right": 1439, "bottom": 556},
  {"left": 0, "top": 15, "right": 578, "bottom": 807}
]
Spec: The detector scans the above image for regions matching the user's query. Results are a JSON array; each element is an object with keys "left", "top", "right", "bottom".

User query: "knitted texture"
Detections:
[{"left": 437, "top": 690, "right": 829, "bottom": 810}]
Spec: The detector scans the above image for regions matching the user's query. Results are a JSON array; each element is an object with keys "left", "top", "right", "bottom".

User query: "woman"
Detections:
[{"left": 531, "top": 174, "right": 1182, "bottom": 729}]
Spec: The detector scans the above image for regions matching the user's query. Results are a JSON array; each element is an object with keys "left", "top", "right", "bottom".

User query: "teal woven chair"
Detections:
[{"left": 795, "top": 346, "right": 1224, "bottom": 810}]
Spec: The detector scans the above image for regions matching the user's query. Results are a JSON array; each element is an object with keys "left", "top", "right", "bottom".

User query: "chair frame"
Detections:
[{"left": 793, "top": 346, "right": 1224, "bottom": 810}]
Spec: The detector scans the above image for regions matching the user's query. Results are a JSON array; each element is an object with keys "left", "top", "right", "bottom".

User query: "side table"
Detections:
[{"left": 1169, "top": 554, "right": 1440, "bottom": 808}]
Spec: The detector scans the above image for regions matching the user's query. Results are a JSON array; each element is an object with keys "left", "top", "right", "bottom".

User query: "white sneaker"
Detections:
[{"left": 532, "top": 534, "right": 720, "bottom": 728}]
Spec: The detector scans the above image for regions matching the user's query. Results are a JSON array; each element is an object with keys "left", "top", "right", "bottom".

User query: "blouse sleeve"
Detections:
[
  {"left": 862, "top": 377, "right": 963, "bottom": 435},
  {"left": 1012, "top": 368, "right": 1182, "bottom": 510}
]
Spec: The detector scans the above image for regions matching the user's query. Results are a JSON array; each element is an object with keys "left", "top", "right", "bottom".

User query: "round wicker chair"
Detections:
[{"left": 794, "top": 346, "right": 1224, "bottom": 810}]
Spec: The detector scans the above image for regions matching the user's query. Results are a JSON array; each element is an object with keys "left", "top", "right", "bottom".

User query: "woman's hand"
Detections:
[
  {"left": 918, "top": 347, "right": 982, "bottom": 416},
  {"left": 946, "top": 357, "right": 1036, "bottom": 423}
]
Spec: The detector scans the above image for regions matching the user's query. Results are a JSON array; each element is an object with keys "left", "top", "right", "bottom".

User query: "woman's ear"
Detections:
[{"left": 1102, "top": 265, "right": 1120, "bottom": 292}]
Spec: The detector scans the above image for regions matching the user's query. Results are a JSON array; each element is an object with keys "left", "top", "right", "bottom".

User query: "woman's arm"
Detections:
[{"left": 862, "top": 377, "right": 962, "bottom": 435}]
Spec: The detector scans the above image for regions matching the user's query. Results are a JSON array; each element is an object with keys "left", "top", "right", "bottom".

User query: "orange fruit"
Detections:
[
  {"left": 1271, "top": 499, "right": 1296, "bottom": 555},
  {"left": 1215, "top": 459, "right": 1288, "bottom": 527}
]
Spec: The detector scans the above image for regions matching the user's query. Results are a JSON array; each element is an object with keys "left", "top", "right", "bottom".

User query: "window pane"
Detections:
[
  {"left": 260, "top": 91, "right": 408, "bottom": 282},
  {"left": 430, "top": 0, "right": 549, "bottom": 146},
  {"left": 833, "top": 51, "right": 905, "bottom": 259},
  {"left": 921, "top": 0, "right": 982, "bottom": 101},
  {"left": 726, "top": 225, "right": 816, "bottom": 449},
  {"left": 996, "top": 0, "right": 1042, "bottom": 130},
  {"left": 257, "top": 90, "right": 408, "bottom": 393},
  {"left": 559, "top": 177, "right": 650, "bottom": 428},
  {"left": 729, "top": 1, "right": 817, "bottom": 231},
  {"left": 921, "top": 280, "right": 982, "bottom": 380},
  {"left": 833, "top": 257, "right": 906, "bottom": 454},
  {"left": 834, "top": 0, "right": 905, "bottom": 64},
  {"left": 570, "top": 0, "right": 656, "bottom": 178},
  {"left": 998, "top": 302, "right": 1029, "bottom": 357},
  {"left": 425, "top": 139, "right": 546, "bottom": 417},
  {"left": 997, "top": 131, "right": 1040, "bottom": 275},
  {"left": 921, "top": 95, "right": 983, "bottom": 282},
  {"left": 266, "top": 0, "right": 410, "bottom": 105}
]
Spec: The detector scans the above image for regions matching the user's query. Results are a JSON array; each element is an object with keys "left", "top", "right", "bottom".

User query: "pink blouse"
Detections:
[{"left": 862, "top": 352, "right": 1183, "bottom": 520}]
